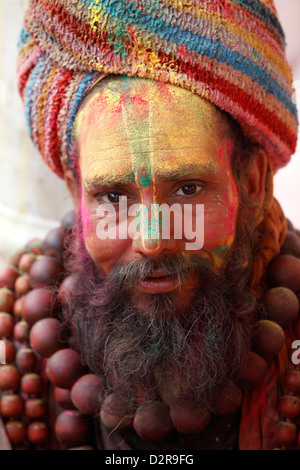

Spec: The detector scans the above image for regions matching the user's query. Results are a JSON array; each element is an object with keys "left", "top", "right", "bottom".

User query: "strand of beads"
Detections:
[
  {"left": 0, "top": 217, "right": 300, "bottom": 449},
  {"left": 1, "top": 216, "right": 261, "bottom": 446},
  {"left": 93, "top": 227, "right": 300, "bottom": 446},
  {"left": 28, "top": 217, "right": 102, "bottom": 449},
  {"left": 37, "top": 229, "right": 298, "bottom": 447},
  {"left": 0, "top": 249, "right": 49, "bottom": 449},
  {"left": 0, "top": 212, "right": 98, "bottom": 449},
  {"left": 264, "top": 227, "right": 300, "bottom": 450}
]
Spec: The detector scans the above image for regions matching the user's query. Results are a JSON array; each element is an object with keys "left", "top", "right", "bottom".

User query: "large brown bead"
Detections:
[
  {"left": 0, "top": 266, "right": 19, "bottom": 290},
  {"left": 278, "top": 395, "right": 300, "bottom": 418},
  {"left": 281, "top": 231, "right": 300, "bottom": 258},
  {"left": 274, "top": 421, "right": 297, "bottom": 447},
  {"left": 21, "top": 373, "right": 42, "bottom": 394},
  {"left": 293, "top": 316, "right": 300, "bottom": 339},
  {"left": 13, "top": 297, "right": 24, "bottom": 319},
  {"left": 61, "top": 211, "right": 75, "bottom": 231},
  {"left": 22, "top": 288, "right": 57, "bottom": 326},
  {"left": 55, "top": 410, "right": 92, "bottom": 447},
  {"left": 27, "top": 421, "right": 48, "bottom": 445},
  {"left": 6, "top": 250, "right": 25, "bottom": 268},
  {"left": 71, "top": 374, "right": 104, "bottom": 415},
  {"left": 214, "top": 381, "right": 242, "bottom": 415},
  {"left": 236, "top": 351, "right": 268, "bottom": 389},
  {"left": 100, "top": 393, "right": 135, "bottom": 431},
  {"left": 133, "top": 401, "right": 173, "bottom": 442},
  {"left": 267, "top": 255, "right": 300, "bottom": 292},
  {"left": 43, "top": 228, "right": 65, "bottom": 258},
  {"left": 0, "top": 365, "right": 20, "bottom": 390},
  {"left": 29, "top": 256, "right": 63, "bottom": 289},
  {"left": 2, "top": 339, "right": 16, "bottom": 363},
  {"left": 16, "top": 348, "right": 37, "bottom": 373},
  {"left": 30, "top": 318, "right": 62, "bottom": 357},
  {"left": 5, "top": 421, "right": 26, "bottom": 444},
  {"left": 284, "top": 370, "right": 300, "bottom": 394},
  {"left": 0, "top": 394, "right": 24, "bottom": 418},
  {"left": 25, "top": 399, "right": 46, "bottom": 419},
  {"left": 263, "top": 287, "right": 299, "bottom": 325},
  {"left": 170, "top": 400, "right": 211, "bottom": 435},
  {"left": 25, "top": 239, "right": 44, "bottom": 256},
  {"left": 0, "top": 288, "right": 15, "bottom": 313},
  {"left": 0, "top": 312, "right": 14, "bottom": 338},
  {"left": 252, "top": 320, "right": 285, "bottom": 358},
  {"left": 46, "top": 349, "right": 85, "bottom": 389},
  {"left": 15, "top": 275, "right": 31, "bottom": 296},
  {"left": 58, "top": 274, "right": 79, "bottom": 305},
  {"left": 13, "top": 320, "right": 30, "bottom": 343},
  {"left": 54, "top": 387, "right": 76, "bottom": 410},
  {"left": 18, "top": 253, "right": 36, "bottom": 273},
  {"left": 68, "top": 446, "right": 94, "bottom": 450}
]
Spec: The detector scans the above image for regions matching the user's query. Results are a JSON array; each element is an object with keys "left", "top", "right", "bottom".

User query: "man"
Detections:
[{"left": 0, "top": 0, "right": 299, "bottom": 450}]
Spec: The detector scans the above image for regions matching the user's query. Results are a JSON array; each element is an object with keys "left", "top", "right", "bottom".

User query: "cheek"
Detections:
[
  {"left": 85, "top": 236, "right": 128, "bottom": 274},
  {"left": 80, "top": 194, "right": 131, "bottom": 273},
  {"left": 204, "top": 203, "right": 238, "bottom": 247},
  {"left": 202, "top": 185, "right": 240, "bottom": 264},
  {"left": 80, "top": 197, "right": 94, "bottom": 239}
]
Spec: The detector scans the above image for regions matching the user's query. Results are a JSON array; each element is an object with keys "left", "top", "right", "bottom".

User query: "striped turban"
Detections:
[{"left": 17, "top": 0, "right": 298, "bottom": 178}]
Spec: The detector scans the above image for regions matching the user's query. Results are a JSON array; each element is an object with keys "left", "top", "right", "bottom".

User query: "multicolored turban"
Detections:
[{"left": 17, "top": 0, "right": 298, "bottom": 178}]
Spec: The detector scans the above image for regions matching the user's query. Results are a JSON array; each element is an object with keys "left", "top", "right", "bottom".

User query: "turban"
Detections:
[{"left": 17, "top": 0, "right": 298, "bottom": 178}]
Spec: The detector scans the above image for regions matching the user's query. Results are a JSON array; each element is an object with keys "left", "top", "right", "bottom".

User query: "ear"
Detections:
[
  {"left": 64, "top": 169, "right": 80, "bottom": 207},
  {"left": 243, "top": 149, "right": 268, "bottom": 219}
]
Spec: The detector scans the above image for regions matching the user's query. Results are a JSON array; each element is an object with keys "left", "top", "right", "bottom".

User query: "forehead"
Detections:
[{"left": 74, "top": 77, "right": 233, "bottom": 183}]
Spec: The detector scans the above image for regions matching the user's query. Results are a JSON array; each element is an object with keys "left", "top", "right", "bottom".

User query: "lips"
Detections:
[{"left": 135, "top": 269, "right": 180, "bottom": 294}]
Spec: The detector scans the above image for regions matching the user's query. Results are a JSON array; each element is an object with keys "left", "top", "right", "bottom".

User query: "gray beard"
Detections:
[{"left": 63, "top": 202, "right": 262, "bottom": 412}]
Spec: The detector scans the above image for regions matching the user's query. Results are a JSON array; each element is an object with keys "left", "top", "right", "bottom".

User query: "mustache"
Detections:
[{"left": 106, "top": 253, "right": 222, "bottom": 291}]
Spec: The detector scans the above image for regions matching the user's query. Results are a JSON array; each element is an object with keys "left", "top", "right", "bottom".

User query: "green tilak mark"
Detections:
[
  {"left": 132, "top": 151, "right": 152, "bottom": 188},
  {"left": 140, "top": 173, "right": 152, "bottom": 187},
  {"left": 135, "top": 207, "right": 152, "bottom": 240},
  {"left": 122, "top": 95, "right": 162, "bottom": 251},
  {"left": 124, "top": 96, "right": 152, "bottom": 187},
  {"left": 114, "top": 20, "right": 128, "bottom": 58}
]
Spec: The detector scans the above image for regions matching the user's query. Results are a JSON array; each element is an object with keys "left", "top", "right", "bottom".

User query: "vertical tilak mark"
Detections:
[
  {"left": 121, "top": 102, "right": 147, "bottom": 248},
  {"left": 121, "top": 96, "right": 160, "bottom": 252},
  {"left": 148, "top": 99, "right": 161, "bottom": 252}
]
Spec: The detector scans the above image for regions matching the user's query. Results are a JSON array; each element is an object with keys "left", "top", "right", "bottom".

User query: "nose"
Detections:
[
  {"left": 131, "top": 203, "right": 181, "bottom": 256},
  {"left": 132, "top": 235, "right": 179, "bottom": 256}
]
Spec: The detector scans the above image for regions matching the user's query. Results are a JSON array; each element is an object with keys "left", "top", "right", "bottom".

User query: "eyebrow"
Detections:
[
  {"left": 84, "top": 172, "right": 134, "bottom": 192},
  {"left": 83, "top": 163, "right": 218, "bottom": 192},
  {"left": 155, "top": 163, "right": 218, "bottom": 181}
]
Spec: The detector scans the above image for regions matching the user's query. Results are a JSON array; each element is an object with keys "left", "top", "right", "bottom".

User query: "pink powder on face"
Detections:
[
  {"left": 218, "top": 147, "right": 224, "bottom": 160},
  {"left": 227, "top": 139, "right": 232, "bottom": 156},
  {"left": 80, "top": 193, "right": 94, "bottom": 240},
  {"left": 217, "top": 140, "right": 239, "bottom": 240}
]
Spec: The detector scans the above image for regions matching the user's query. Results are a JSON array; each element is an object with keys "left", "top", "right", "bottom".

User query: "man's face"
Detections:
[
  {"left": 74, "top": 76, "right": 240, "bottom": 310},
  {"left": 67, "top": 77, "right": 264, "bottom": 406}
]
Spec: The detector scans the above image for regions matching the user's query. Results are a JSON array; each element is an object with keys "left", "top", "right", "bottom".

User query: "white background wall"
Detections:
[
  {"left": 272, "top": 0, "right": 300, "bottom": 230},
  {"left": 0, "top": 0, "right": 73, "bottom": 267},
  {"left": 0, "top": 0, "right": 299, "bottom": 267}
]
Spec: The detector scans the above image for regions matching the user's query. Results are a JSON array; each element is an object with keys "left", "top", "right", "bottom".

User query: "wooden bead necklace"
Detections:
[{"left": 0, "top": 214, "right": 299, "bottom": 450}]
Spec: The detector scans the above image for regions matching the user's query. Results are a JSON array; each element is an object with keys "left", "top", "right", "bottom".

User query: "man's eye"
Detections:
[
  {"left": 101, "top": 192, "right": 125, "bottom": 204},
  {"left": 174, "top": 184, "right": 202, "bottom": 197}
]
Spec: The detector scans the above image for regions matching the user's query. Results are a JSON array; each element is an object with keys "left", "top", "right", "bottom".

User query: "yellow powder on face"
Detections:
[
  {"left": 74, "top": 77, "right": 240, "bottom": 265},
  {"left": 75, "top": 76, "right": 230, "bottom": 186}
]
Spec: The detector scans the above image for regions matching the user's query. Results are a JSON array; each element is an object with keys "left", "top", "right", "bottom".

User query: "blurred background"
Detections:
[{"left": 0, "top": 0, "right": 299, "bottom": 267}]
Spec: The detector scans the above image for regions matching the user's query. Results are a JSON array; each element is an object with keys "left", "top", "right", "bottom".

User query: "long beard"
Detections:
[{"left": 63, "top": 201, "right": 263, "bottom": 412}]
